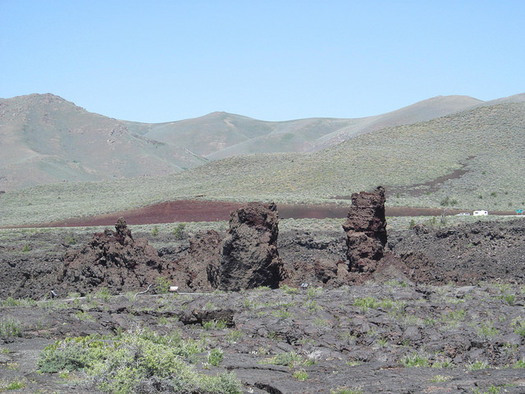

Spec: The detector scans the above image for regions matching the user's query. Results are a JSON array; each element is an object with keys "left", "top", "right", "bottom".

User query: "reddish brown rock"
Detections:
[
  {"left": 213, "top": 202, "right": 284, "bottom": 291},
  {"left": 59, "top": 218, "right": 164, "bottom": 295},
  {"left": 168, "top": 230, "right": 222, "bottom": 291},
  {"left": 342, "top": 186, "right": 387, "bottom": 272}
]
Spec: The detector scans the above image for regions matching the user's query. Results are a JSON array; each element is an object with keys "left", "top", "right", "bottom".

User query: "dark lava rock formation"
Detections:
[
  {"left": 210, "top": 202, "right": 284, "bottom": 291},
  {"left": 342, "top": 186, "right": 387, "bottom": 273},
  {"left": 168, "top": 230, "right": 222, "bottom": 292},
  {"left": 59, "top": 218, "right": 164, "bottom": 295},
  {"left": 390, "top": 219, "right": 525, "bottom": 284}
]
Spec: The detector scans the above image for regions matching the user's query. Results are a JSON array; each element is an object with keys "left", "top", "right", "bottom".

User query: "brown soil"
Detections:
[{"left": 10, "top": 199, "right": 517, "bottom": 228}]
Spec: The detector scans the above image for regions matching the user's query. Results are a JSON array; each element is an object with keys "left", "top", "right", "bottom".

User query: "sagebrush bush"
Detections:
[
  {"left": 0, "top": 318, "right": 22, "bottom": 338},
  {"left": 38, "top": 328, "right": 242, "bottom": 393}
]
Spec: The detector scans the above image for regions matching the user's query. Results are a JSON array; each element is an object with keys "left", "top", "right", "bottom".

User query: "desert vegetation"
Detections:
[
  {"left": 1, "top": 279, "right": 524, "bottom": 392},
  {"left": 1, "top": 101, "right": 524, "bottom": 226}
]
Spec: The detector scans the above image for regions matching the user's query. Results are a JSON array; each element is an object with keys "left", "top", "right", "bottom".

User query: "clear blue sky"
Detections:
[{"left": 1, "top": 0, "right": 524, "bottom": 122}]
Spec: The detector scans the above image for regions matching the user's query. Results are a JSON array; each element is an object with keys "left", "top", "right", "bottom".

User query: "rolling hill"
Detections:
[
  {"left": 0, "top": 94, "right": 206, "bottom": 191},
  {"left": 1, "top": 97, "right": 524, "bottom": 226},
  {"left": 1, "top": 93, "right": 484, "bottom": 191}
]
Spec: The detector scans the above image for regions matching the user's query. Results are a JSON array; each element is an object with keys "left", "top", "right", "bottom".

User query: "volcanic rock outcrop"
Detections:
[
  {"left": 168, "top": 230, "right": 222, "bottom": 292},
  {"left": 210, "top": 202, "right": 284, "bottom": 291},
  {"left": 342, "top": 186, "right": 387, "bottom": 273},
  {"left": 59, "top": 218, "right": 164, "bottom": 295}
]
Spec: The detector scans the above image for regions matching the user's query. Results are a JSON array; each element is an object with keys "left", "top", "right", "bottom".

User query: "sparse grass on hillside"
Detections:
[{"left": 1, "top": 102, "right": 523, "bottom": 226}]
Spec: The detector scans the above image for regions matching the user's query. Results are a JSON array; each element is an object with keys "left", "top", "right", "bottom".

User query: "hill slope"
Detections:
[
  {"left": 2, "top": 100, "right": 524, "bottom": 226},
  {"left": 0, "top": 93, "right": 488, "bottom": 191},
  {"left": 0, "top": 94, "right": 206, "bottom": 190},
  {"left": 125, "top": 95, "right": 481, "bottom": 160}
]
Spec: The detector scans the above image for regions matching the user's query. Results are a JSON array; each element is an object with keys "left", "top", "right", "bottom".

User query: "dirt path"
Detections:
[{"left": 5, "top": 199, "right": 517, "bottom": 228}]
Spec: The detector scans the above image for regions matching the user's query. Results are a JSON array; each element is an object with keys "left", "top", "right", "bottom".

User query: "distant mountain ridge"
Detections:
[{"left": 0, "top": 92, "right": 521, "bottom": 191}]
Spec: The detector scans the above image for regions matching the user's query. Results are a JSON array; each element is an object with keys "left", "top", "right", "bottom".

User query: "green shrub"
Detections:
[
  {"left": 151, "top": 225, "right": 159, "bottom": 237},
  {"left": 430, "top": 374, "right": 451, "bottom": 383},
  {"left": 467, "top": 360, "right": 489, "bottom": 371},
  {"left": 504, "top": 294, "right": 516, "bottom": 305},
  {"left": 1, "top": 379, "right": 26, "bottom": 391},
  {"left": 0, "top": 318, "right": 22, "bottom": 338},
  {"left": 94, "top": 287, "right": 111, "bottom": 302},
  {"left": 203, "top": 320, "right": 227, "bottom": 330},
  {"left": 513, "top": 358, "right": 525, "bottom": 368},
  {"left": 173, "top": 223, "right": 186, "bottom": 240},
  {"left": 353, "top": 297, "right": 380, "bottom": 313},
  {"left": 260, "top": 351, "right": 314, "bottom": 369},
  {"left": 280, "top": 284, "right": 299, "bottom": 294},
  {"left": 38, "top": 329, "right": 242, "bottom": 393},
  {"left": 307, "top": 286, "right": 322, "bottom": 299},
  {"left": 512, "top": 317, "right": 525, "bottom": 337},
  {"left": 64, "top": 233, "right": 77, "bottom": 245},
  {"left": 272, "top": 308, "right": 291, "bottom": 319},
  {"left": 402, "top": 353, "right": 429, "bottom": 368},
  {"left": 0, "top": 297, "right": 37, "bottom": 308},
  {"left": 293, "top": 369, "right": 308, "bottom": 381},
  {"left": 208, "top": 348, "right": 223, "bottom": 367},
  {"left": 155, "top": 276, "right": 170, "bottom": 294},
  {"left": 478, "top": 321, "right": 499, "bottom": 339}
]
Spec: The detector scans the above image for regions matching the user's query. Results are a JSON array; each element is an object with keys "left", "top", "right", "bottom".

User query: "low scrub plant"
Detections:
[
  {"left": 151, "top": 225, "right": 159, "bottom": 237},
  {"left": 477, "top": 321, "right": 499, "bottom": 339},
  {"left": 37, "top": 329, "right": 241, "bottom": 393},
  {"left": 467, "top": 360, "right": 489, "bottom": 371},
  {"left": 173, "top": 223, "right": 186, "bottom": 240},
  {"left": 430, "top": 374, "right": 451, "bottom": 383},
  {"left": 307, "top": 286, "right": 322, "bottom": 299},
  {"left": 513, "top": 358, "right": 525, "bottom": 368},
  {"left": 293, "top": 369, "right": 308, "bottom": 381},
  {"left": 225, "top": 330, "right": 243, "bottom": 344},
  {"left": 473, "top": 385, "right": 503, "bottom": 394},
  {"left": 94, "top": 287, "right": 111, "bottom": 302},
  {"left": 207, "top": 348, "right": 223, "bottom": 367},
  {"left": 512, "top": 317, "right": 525, "bottom": 337},
  {"left": 401, "top": 353, "right": 430, "bottom": 368},
  {"left": 503, "top": 294, "right": 515, "bottom": 305},
  {"left": 260, "top": 351, "right": 314, "bottom": 369},
  {"left": 441, "top": 308, "right": 466, "bottom": 328},
  {"left": 0, "top": 297, "right": 37, "bottom": 308},
  {"left": 280, "top": 284, "right": 299, "bottom": 295},
  {"left": 272, "top": 308, "right": 291, "bottom": 319},
  {"left": 353, "top": 297, "right": 380, "bottom": 313},
  {"left": 0, "top": 378, "right": 27, "bottom": 391},
  {"left": 305, "top": 299, "right": 323, "bottom": 313},
  {"left": 155, "top": 276, "right": 171, "bottom": 294},
  {"left": 0, "top": 318, "right": 22, "bottom": 338},
  {"left": 203, "top": 320, "right": 228, "bottom": 330}
]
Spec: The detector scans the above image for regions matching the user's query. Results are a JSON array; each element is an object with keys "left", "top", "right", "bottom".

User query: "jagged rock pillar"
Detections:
[
  {"left": 59, "top": 217, "right": 163, "bottom": 295},
  {"left": 342, "top": 186, "right": 387, "bottom": 273},
  {"left": 215, "top": 202, "right": 283, "bottom": 291}
]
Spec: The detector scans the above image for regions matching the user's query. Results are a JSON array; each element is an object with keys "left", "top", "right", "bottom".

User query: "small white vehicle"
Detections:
[{"left": 473, "top": 210, "right": 488, "bottom": 216}]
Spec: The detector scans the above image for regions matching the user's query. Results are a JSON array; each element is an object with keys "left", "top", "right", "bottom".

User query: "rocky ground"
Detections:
[
  {"left": 1, "top": 212, "right": 524, "bottom": 393},
  {"left": 1, "top": 280, "right": 524, "bottom": 393}
]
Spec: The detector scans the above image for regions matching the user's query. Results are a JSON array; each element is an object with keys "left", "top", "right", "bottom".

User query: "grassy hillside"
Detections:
[
  {"left": 125, "top": 96, "right": 482, "bottom": 160},
  {"left": 0, "top": 93, "right": 485, "bottom": 192},
  {"left": 0, "top": 94, "right": 206, "bottom": 190},
  {"left": 314, "top": 95, "right": 482, "bottom": 149},
  {"left": 1, "top": 101, "right": 523, "bottom": 226}
]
